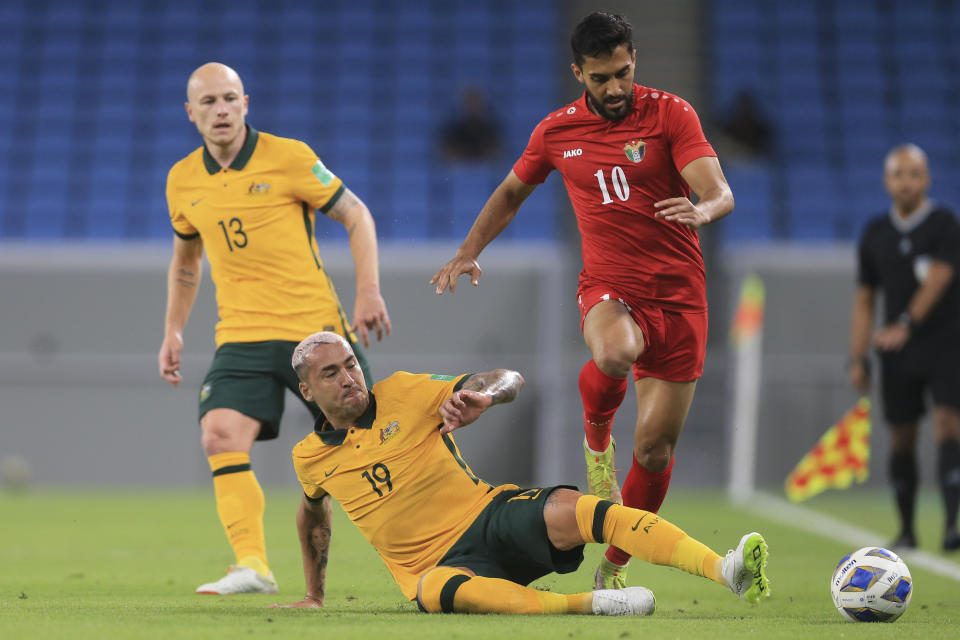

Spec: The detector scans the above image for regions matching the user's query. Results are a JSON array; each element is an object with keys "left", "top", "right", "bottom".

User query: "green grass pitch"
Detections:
[{"left": 1, "top": 488, "right": 957, "bottom": 639}]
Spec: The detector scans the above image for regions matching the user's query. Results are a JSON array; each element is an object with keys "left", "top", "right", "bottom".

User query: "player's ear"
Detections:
[
  {"left": 185, "top": 101, "right": 194, "bottom": 122},
  {"left": 242, "top": 94, "right": 249, "bottom": 116},
  {"left": 299, "top": 381, "right": 313, "bottom": 403},
  {"left": 571, "top": 63, "right": 584, "bottom": 84}
]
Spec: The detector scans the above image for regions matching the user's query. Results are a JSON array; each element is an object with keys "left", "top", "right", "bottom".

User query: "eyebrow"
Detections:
[
  {"left": 590, "top": 64, "right": 631, "bottom": 79},
  {"left": 319, "top": 355, "right": 356, "bottom": 373}
]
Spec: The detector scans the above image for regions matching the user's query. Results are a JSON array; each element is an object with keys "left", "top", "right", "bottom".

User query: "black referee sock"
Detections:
[
  {"left": 890, "top": 450, "right": 918, "bottom": 537},
  {"left": 937, "top": 439, "right": 960, "bottom": 531}
]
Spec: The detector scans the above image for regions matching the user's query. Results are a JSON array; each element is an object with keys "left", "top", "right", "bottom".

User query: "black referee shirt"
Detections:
[{"left": 857, "top": 201, "right": 960, "bottom": 349}]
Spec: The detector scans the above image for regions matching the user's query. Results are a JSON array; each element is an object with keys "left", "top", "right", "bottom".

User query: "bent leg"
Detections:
[
  {"left": 580, "top": 300, "right": 644, "bottom": 451},
  {"left": 201, "top": 409, "right": 270, "bottom": 575},
  {"left": 416, "top": 566, "right": 592, "bottom": 615}
]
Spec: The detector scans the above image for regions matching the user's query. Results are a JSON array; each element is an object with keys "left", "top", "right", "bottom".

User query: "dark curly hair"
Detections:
[{"left": 570, "top": 12, "right": 633, "bottom": 67}]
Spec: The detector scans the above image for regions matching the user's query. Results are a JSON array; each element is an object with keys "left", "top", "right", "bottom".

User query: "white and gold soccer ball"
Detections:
[{"left": 830, "top": 546, "right": 913, "bottom": 622}]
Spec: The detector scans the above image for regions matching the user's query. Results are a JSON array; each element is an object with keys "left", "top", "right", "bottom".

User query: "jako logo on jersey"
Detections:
[
  {"left": 624, "top": 140, "right": 646, "bottom": 163},
  {"left": 379, "top": 421, "right": 400, "bottom": 445},
  {"left": 247, "top": 182, "right": 270, "bottom": 195},
  {"left": 563, "top": 148, "right": 583, "bottom": 158}
]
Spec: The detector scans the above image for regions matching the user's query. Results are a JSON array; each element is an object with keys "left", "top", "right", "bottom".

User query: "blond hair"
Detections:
[{"left": 292, "top": 331, "right": 352, "bottom": 380}]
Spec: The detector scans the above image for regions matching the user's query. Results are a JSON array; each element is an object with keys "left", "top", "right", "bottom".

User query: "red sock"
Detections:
[
  {"left": 605, "top": 455, "right": 675, "bottom": 566},
  {"left": 579, "top": 359, "right": 628, "bottom": 452}
]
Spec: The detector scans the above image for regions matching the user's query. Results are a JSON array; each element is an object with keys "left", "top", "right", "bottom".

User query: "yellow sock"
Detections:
[
  {"left": 574, "top": 495, "right": 724, "bottom": 584},
  {"left": 418, "top": 567, "right": 592, "bottom": 614},
  {"left": 208, "top": 452, "right": 269, "bottom": 575}
]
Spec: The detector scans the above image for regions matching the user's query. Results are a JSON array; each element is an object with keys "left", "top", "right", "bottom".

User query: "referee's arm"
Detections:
[{"left": 848, "top": 284, "right": 875, "bottom": 393}]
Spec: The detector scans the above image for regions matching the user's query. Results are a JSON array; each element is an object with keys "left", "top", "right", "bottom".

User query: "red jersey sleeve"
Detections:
[
  {"left": 512, "top": 120, "right": 554, "bottom": 185},
  {"left": 663, "top": 97, "right": 716, "bottom": 173}
]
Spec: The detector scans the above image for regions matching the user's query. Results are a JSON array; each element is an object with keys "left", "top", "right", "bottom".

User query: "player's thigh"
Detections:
[
  {"left": 928, "top": 362, "right": 960, "bottom": 441},
  {"left": 582, "top": 300, "right": 645, "bottom": 363},
  {"left": 198, "top": 342, "right": 290, "bottom": 442},
  {"left": 633, "top": 377, "right": 697, "bottom": 443}
]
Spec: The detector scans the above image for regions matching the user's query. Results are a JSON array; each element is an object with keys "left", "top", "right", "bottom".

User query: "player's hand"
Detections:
[
  {"left": 872, "top": 324, "right": 909, "bottom": 352},
  {"left": 653, "top": 197, "right": 711, "bottom": 229},
  {"left": 158, "top": 332, "right": 184, "bottom": 387},
  {"left": 269, "top": 595, "right": 323, "bottom": 609},
  {"left": 847, "top": 359, "right": 871, "bottom": 394},
  {"left": 439, "top": 390, "right": 494, "bottom": 433},
  {"left": 430, "top": 254, "right": 482, "bottom": 295},
  {"left": 352, "top": 286, "right": 392, "bottom": 348}
]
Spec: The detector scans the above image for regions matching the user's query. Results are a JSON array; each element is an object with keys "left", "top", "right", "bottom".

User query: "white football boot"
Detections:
[
  {"left": 591, "top": 586, "right": 656, "bottom": 616},
  {"left": 195, "top": 565, "right": 278, "bottom": 595},
  {"left": 721, "top": 532, "right": 770, "bottom": 604}
]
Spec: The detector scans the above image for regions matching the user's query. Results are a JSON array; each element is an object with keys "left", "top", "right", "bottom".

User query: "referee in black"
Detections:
[{"left": 848, "top": 143, "right": 960, "bottom": 552}]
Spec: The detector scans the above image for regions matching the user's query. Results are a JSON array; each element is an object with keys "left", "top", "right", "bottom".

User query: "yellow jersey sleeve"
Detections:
[
  {"left": 166, "top": 161, "right": 199, "bottom": 238},
  {"left": 286, "top": 140, "right": 346, "bottom": 214}
]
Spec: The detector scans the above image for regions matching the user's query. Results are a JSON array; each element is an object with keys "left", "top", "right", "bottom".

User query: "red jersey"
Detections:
[{"left": 513, "top": 84, "right": 716, "bottom": 312}]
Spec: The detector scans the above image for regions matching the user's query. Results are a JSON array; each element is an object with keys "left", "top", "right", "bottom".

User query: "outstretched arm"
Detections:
[
  {"left": 326, "top": 188, "right": 392, "bottom": 347},
  {"left": 431, "top": 171, "right": 537, "bottom": 294},
  {"left": 158, "top": 235, "right": 204, "bottom": 386},
  {"left": 438, "top": 369, "right": 525, "bottom": 433},
  {"left": 272, "top": 493, "right": 332, "bottom": 608}
]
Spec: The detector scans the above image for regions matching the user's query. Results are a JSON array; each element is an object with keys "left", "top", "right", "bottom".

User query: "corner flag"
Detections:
[{"left": 784, "top": 398, "right": 871, "bottom": 502}]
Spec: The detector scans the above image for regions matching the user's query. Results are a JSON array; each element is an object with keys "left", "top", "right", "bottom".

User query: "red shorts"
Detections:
[{"left": 577, "top": 283, "right": 708, "bottom": 382}]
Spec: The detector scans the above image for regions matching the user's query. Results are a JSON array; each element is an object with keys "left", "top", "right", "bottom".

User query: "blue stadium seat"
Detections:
[{"left": 719, "top": 164, "right": 774, "bottom": 242}]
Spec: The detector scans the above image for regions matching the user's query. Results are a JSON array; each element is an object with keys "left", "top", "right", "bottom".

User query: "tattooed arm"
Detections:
[
  {"left": 158, "top": 235, "right": 203, "bottom": 386},
  {"left": 273, "top": 492, "right": 332, "bottom": 608},
  {"left": 325, "top": 188, "right": 391, "bottom": 348},
  {"left": 438, "top": 369, "right": 525, "bottom": 434}
]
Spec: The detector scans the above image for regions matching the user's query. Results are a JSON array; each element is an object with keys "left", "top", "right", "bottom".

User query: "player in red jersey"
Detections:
[{"left": 431, "top": 12, "right": 734, "bottom": 590}]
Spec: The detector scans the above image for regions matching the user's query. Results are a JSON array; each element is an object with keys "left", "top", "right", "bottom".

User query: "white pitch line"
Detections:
[{"left": 744, "top": 492, "right": 960, "bottom": 583}]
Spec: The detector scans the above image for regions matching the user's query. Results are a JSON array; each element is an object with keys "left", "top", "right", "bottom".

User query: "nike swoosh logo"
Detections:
[
  {"left": 191, "top": 197, "right": 205, "bottom": 206},
  {"left": 631, "top": 514, "right": 648, "bottom": 531},
  {"left": 324, "top": 465, "right": 340, "bottom": 477}
]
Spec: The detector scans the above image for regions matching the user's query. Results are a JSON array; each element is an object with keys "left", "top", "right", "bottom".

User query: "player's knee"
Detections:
[
  {"left": 416, "top": 566, "right": 473, "bottom": 614},
  {"left": 592, "top": 344, "right": 639, "bottom": 378},
  {"left": 634, "top": 439, "right": 674, "bottom": 472},
  {"left": 543, "top": 489, "right": 583, "bottom": 550}
]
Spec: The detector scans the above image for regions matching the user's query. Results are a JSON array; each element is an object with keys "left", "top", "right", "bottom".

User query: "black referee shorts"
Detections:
[{"left": 880, "top": 350, "right": 960, "bottom": 424}]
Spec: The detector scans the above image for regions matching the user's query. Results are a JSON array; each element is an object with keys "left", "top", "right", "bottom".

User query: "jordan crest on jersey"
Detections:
[{"left": 624, "top": 139, "right": 646, "bottom": 163}]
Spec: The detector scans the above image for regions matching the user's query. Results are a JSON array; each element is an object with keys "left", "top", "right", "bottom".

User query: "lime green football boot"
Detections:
[
  {"left": 583, "top": 437, "right": 622, "bottom": 504},
  {"left": 594, "top": 556, "right": 629, "bottom": 590}
]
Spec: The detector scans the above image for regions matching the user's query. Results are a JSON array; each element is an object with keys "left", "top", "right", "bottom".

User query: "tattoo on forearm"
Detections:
[
  {"left": 175, "top": 268, "right": 196, "bottom": 289},
  {"left": 309, "top": 524, "right": 331, "bottom": 598},
  {"left": 463, "top": 369, "right": 523, "bottom": 405}
]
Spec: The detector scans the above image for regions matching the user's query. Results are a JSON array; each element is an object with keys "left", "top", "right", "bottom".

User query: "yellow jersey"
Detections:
[
  {"left": 166, "top": 126, "right": 354, "bottom": 347},
  {"left": 292, "top": 372, "right": 513, "bottom": 600}
]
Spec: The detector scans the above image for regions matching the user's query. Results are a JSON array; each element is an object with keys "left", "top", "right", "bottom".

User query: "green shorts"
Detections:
[
  {"left": 198, "top": 338, "right": 371, "bottom": 440},
  {"left": 436, "top": 485, "right": 585, "bottom": 585}
]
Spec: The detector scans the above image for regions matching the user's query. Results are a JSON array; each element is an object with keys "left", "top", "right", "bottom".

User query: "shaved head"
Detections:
[
  {"left": 884, "top": 143, "right": 930, "bottom": 214},
  {"left": 184, "top": 62, "right": 249, "bottom": 155},
  {"left": 884, "top": 143, "right": 928, "bottom": 175},
  {"left": 187, "top": 62, "right": 244, "bottom": 102}
]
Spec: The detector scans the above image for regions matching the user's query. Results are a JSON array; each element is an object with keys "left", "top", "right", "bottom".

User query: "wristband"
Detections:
[{"left": 896, "top": 312, "right": 913, "bottom": 331}]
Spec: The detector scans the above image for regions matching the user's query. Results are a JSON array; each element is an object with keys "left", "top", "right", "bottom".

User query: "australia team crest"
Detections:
[
  {"left": 379, "top": 421, "right": 400, "bottom": 445},
  {"left": 623, "top": 140, "right": 646, "bottom": 163}
]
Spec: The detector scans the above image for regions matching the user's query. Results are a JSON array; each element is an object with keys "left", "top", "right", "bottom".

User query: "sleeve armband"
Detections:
[{"left": 319, "top": 184, "right": 346, "bottom": 214}]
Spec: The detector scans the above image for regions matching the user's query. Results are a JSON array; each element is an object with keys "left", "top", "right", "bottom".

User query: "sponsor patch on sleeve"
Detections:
[{"left": 312, "top": 159, "right": 335, "bottom": 186}]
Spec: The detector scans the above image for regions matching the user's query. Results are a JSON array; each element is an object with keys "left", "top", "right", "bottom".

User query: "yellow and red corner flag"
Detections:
[
  {"left": 730, "top": 274, "right": 764, "bottom": 346},
  {"left": 785, "top": 398, "right": 871, "bottom": 502}
]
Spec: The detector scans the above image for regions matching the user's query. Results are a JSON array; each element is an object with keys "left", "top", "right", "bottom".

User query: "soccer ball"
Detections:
[{"left": 830, "top": 547, "right": 913, "bottom": 622}]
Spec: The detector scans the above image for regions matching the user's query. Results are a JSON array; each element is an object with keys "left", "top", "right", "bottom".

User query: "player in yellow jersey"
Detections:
[
  {"left": 273, "top": 332, "right": 770, "bottom": 614},
  {"left": 157, "top": 63, "right": 391, "bottom": 595}
]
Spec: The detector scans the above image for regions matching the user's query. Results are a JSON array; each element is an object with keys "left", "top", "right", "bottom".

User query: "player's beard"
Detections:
[{"left": 586, "top": 90, "right": 632, "bottom": 122}]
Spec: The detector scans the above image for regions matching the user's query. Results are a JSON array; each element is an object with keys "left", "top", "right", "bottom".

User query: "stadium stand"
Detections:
[
  {"left": 0, "top": 0, "right": 557, "bottom": 241},
  {"left": 712, "top": 0, "right": 960, "bottom": 241}
]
